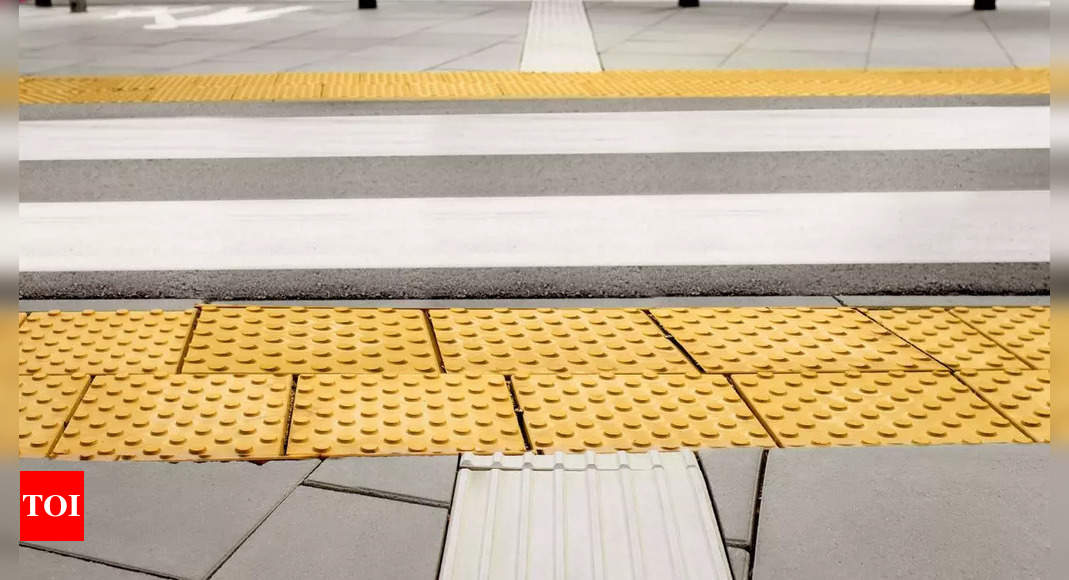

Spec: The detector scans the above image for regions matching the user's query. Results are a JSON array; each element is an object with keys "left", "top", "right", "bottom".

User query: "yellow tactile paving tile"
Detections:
[
  {"left": 429, "top": 308, "right": 693, "bottom": 374},
  {"left": 958, "top": 369, "right": 1050, "bottom": 443},
  {"left": 286, "top": 373, "right": 524, "bottom": 456},
  {"left": 182, "top": 306, "right": 439, "bottom": 374},
  {"left": 950, "top": 306, "right": 1050, "bottom": 369},
  {"left": 18, "top": 309, "right": 196, "bottom": 376},
  {"left": 52, "top": 373, "right": 292, "bottom": 461},
  {"left": 734, "top": 370, "right": 1030, "bottom": 447},
  {"left": 18, "top": 68, "right": 1048, "bottom": 105},
  {"left": 863, "top": 307, "right": 1025, "bottom": 371},
  {"left": 512, "top": 371, "right": 774, "bottom": 452},
  {"left": 650, "top": 307, "right": 939, "bottom": 374},
  {"left": 19, "top": 374, "right": 91, "bottom": 457},
  {"left": 19, "top": 312, "right": 27, "bottom": 327}
]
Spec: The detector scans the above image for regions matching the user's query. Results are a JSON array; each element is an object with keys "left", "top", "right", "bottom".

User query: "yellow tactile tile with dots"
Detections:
[
  {"left": 950, "top": 306, "right": 1050, "bottom": 369},
  {"left": 51, "top": 373, "right": 293, "bottom": 461},
  {"left": 512, "top": 371, "right": 774, "bottom": 452},
  {"left": 429, "top": 308, "right": 693, "bottom": 374},
  {"left": 958, "top": 369, "right": 1050, "bottom": 443},
  {"left": 18, "top": 68, "right": 1049, "bottom": 105},
  {"left": 286, "top": 373, "right": 525, "bottom": 456},
  {"left": 18, "top": 309, "right": 195, "bottom": 376},
  {"left": 650, "top": 307, "right": 939, "bottom": 374},
  {"left": 863, "top": 307, "right": 1025, "bottom": 370},
  {"left": 19, "top": 312, "right": 27, "bottom": 327},
  {"left": 734, "top": 370, "right": 1030, "bottom": 447},
  {"left": 19, "top": 374, "right": 91, "bottom": 457},
  {"left": 182, "top": 306, "right": 439, "bottom": 374}
]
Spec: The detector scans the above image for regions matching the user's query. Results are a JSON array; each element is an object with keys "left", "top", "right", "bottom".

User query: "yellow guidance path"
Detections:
[
  {"left": 17, "top": 306, "right": 1050, "bottom": 461},
  {"left": 19, "top": 67, "right": 1049, "bottom": 105}
]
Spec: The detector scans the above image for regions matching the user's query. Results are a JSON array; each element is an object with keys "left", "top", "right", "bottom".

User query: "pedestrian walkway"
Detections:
[
  {"left": 18, "top": 444, "right": 1049, "bottom": 580},
  {"left": 18, "top": 303, "right": 1050, "bottom": 461},
  {"left": 18, "top": 1, "right": 1049, "bottom": 76}
]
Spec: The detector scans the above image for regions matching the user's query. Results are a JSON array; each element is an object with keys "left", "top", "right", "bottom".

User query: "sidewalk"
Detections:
[{"left": 19, "top": 1, "right": 1049, "bottom": 76}]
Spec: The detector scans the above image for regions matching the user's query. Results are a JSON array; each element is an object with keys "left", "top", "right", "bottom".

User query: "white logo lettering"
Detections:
[
  {"left": 21, "top": 494, "right": 44, "bottom": 517},
  {"left": 43, "top": 495, "right": 68, "bottom": 517}
]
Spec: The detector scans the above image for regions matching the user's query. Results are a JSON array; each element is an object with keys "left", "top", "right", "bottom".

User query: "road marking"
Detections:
[
  {"left": 521, "top": 0, "right": 601, "bottom": 72},
  {"left": 19, "top": 107, "right": 1048, "bottom": 161},
  {"left": 19, "top": 191, "right": 1049, "bottom": 272},
  {"left": 102, "top": 6, "right": 310, "bottom": 30}
]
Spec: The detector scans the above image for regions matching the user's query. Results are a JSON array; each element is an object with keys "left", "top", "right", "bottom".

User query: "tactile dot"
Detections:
[
  {"left": 183, "top": 306, "right": 438, "bottom": 375},
  {"left": 513, "top": 372, "right": 773, "bottom": 452},
  {"left": 51, "top": 373, "right": 292, "bottom": 461},
  {"left": 650, "top": 307, "right": 940, "bottom": 374},
  {"left": 286, "top": 373, "right": 524, "bottom": 457},
  {"left": 18, "top": 309, "right": 195, "bottom": 376},
  {"left": 950, "top": 307, "right": 1049, "bottom": 370},
  {"left": 18, "top": 374, "right": 91, "bottom": 457},
  {"left": 957, "top": 369, "right": 1050, "bottom": 442},
  {"left": 430, "top": 308, "right": 692, "bottom": 374},
  {"left": 863, "top": 307, "right": 1024, "bottom": 371},
  {"left": 735, "top": 370, "right": 1030, "bottom": 447}
]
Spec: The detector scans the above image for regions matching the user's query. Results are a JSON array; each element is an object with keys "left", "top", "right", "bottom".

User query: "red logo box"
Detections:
[{"left": 20, "top": 471, "right": 84, "bottom": 542}]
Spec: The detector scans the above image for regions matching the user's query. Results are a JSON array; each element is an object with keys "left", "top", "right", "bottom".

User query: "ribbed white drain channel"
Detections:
[
  {"left": 520, "top": 0, "right": 601, "bottom": 72},
  {"left": 439, "top": 450, "right": 733, "bottom": 580}
]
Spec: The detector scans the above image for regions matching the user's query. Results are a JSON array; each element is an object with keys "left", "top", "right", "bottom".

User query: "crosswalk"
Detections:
[{"left": 18, "top": 97, "right": 1050, "bottom": 298}]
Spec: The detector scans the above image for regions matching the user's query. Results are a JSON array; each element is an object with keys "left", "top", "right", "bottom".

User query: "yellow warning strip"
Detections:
[
  {"left": 19, "top": 67, "right": 1049, "bottom": 105},
  {"left": 18, "top": 306, "right": 1050, "bottom": 461}
]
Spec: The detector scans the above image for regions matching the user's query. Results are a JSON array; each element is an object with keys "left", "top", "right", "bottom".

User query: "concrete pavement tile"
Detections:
[
  {"left": 433, "top": 42, "right": 523, "bottom": 71},
  {"left": 836, "top": 295, "right": 1050, "bottom": 307},
  {"left": 307, "top": 455, "right": 458, "bottom": 505},
  {"left": 728, "top": 547, "right": 751, "bottom": 580},
  {"left": 722, "top": 48, "right": 867, "bottom": 70},
  {"left": 601, "top": 51, "right": 726, "bottom": 71},
  {"left": 19, "top": 547, "right": 158, "bottom": 580},
  {"left": 212, "top": 486, "right": 447, "bottom": 580},
  {"left": 20, "top": 458, "right": 319, "bottom": 580},
  {"left": 752, "top": 444, "right": 1049, "bottom": 580},
  {"left": 697, "top": 448, "right": 763, "bottom": 545}
]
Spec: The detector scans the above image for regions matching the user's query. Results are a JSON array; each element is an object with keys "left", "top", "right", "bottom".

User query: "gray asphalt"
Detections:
[
  {"left": 21, "top": 150, "right": 1048, "bottom": 202},
  {"left": 18, "top": 263, "right": 1050, "bottom": 300},
  {"left": 19, "top": 95, "right": 1050, "bottom": 121}
]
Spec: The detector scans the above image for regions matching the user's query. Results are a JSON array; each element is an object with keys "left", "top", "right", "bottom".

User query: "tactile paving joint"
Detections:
[
  {"left": 958, "top": 369, "right": 1050, "bottom": 442},
  {"left": 735, "top": 370, "right": 1030, "bottom": 446},
  {"left": 513, "top": 371, "right": 773, "bottom": 452},
  {"left": 52, "top": 373, "right": 293, "bottom": 461},
  {"left": 183, "top": 306, "right": 439, "bottom": 374},
  {"left": 19, "top": 309, "right": 195, "bottom": 376},
  {"left": 651, "top": 307, "right": 939, "bottom": 374},
  {"left": 430, "top": 308, "right": 693, "bottom": 374},
  {"left": 950, "top": 306, "right": 1050, "bottom": 369},
  {"left": 287, "top": 373, "right": 525, "bottom": 456},
  {"left": 863, "top": 307, "right": 1025, "bottom": 370},
  {"left": 19, "top": 374, "right": 91, "bottom": 457}
]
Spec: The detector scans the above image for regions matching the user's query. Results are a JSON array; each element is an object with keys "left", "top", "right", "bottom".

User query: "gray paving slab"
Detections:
[
  {"left": 837, "top": 294, "right": 1050, "bottom": 307},
  {"left": 698, "top": 448, "right": 763, "bottom": 545},
  {"left": 307, "top": 455, "right": 458, "bottom": 506},
  {"left": 21, "top": 149, "right": 1047, "bottom": 202},
  {"left": 19, "top": 298, "right": 203, "bottom": 312},
  {"left": 19, "top": 547, "right": 159, "bottom": 580},
  {"left": 209, "top": 296, "right": 837, "bottom": 308},
  {"left": 728, "top": 547, "right": 751, "bottom": 580},
  {"left": 19, "top": 263, "right": 1050, "bottom": 301},
  {"left": 752, "top": 444, "right": 1049, "bottom": 580},
  {"left": 20, "top": 94, "right": 1049, "bottom": 121},
  {"left": 723, "top": 48, "right": 868, "bottom": 70},
  {"left": 212, "top": 486, "right": 448, "bottom": 580},
  {"left": 20, "top": 458, "right": 319, "bottom": 580}
]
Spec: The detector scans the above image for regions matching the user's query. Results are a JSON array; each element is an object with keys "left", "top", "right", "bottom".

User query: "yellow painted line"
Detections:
[
  {"left": 16, "top": 305, "right": 1049, "bottom": 460},
  {"left": 19, "top": 67, "right": 1049, "bottom": 105}
]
